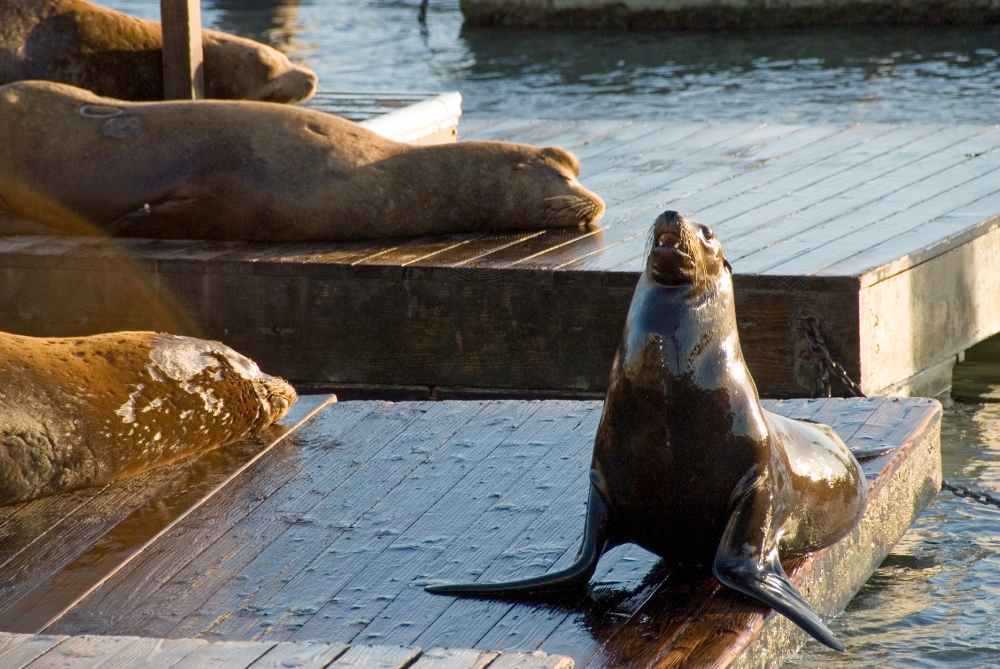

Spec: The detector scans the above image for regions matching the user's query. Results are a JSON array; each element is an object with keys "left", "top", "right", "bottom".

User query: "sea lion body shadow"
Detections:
[
  {"left": 427, "top": 212, "right": 874, "bottom": 651},
  {"left": 0, "top": 81, "right": 604, "bottom": 242},
  {"left": 0, "top": 0, "right": 317, "bottom": 103}
]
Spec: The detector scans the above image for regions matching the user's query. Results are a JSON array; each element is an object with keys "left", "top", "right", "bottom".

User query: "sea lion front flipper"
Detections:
[
  {"left": 425, "top": 483, "right": 614, "bottom": 596},
  {"left": 713, "top": 475, "right": 845, "bottom": 652}
]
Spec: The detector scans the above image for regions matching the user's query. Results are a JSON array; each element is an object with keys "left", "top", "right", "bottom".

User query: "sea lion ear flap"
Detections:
[
  {"left": 724, "top": 257, "right": 733, "bottom": 273},
  {"left": 539, "top": 146, "right": 581, "bottom": 176}
]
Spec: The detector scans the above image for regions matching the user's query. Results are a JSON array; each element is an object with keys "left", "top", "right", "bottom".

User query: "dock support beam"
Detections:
[{"left": 160, "top": 0, "right": 204, "bottom": 100}]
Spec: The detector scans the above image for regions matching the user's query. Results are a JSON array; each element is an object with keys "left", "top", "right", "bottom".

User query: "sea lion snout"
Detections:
[{"left": 649, "top": 211, "right": 731, "bottom": 288}]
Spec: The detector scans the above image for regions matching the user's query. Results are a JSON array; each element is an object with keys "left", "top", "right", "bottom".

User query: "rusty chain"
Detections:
[
  {"left": 797, "top": 315, "right": 866, "bottom": 398},
  {"left": 797, "top": 315, "right": 1000, "bottom": 509}
]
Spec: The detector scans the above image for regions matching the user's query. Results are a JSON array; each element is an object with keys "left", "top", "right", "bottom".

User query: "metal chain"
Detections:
[
  {"left": 941, "top": 480, "right": 1000, "bottom": 509},
  {"left": 796, "top": 315, "right": 1000, "bottom": 509},
  {"left": 796, "top": 316, "right": 866, "bottom": 398}
]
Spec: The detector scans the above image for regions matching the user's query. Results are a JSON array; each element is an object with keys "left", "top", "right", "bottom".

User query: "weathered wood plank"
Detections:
[
  {"left": 168, "top": 640, "right": 276, "bottom": 669},
  {"left": 246, "top": 642, "right": 348, "bottom": 669},
  {"left": 487, "top": 651, "right": 573, "bottom": 669},
  {"left": 139, "top": 402, "right": 483, "bottom": 640},
  {"left": 0, "top": 634, "right": 66, "bottom": 669},
  {"left": 160, "top": 0, "right": 204, "bottom": 100},
  {"left": 24, "top": 634, "right": 140, "bottom": 669},
  {"left": 141, "top": 402, "right": 545, "bottom": 643},
  {"left": 410, "top": 647, "right": 499, "bottom": 669},
  {"left": 46, "top": 401, "right": 368, "bottom": 636},
  {"left": 324, "top": 644, "right": 420, "bottom": 669}
]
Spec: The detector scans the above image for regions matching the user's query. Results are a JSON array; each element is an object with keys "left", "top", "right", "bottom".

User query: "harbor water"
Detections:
[{"left": 100, "top": 0, "right": 1000, "bottom": 665}]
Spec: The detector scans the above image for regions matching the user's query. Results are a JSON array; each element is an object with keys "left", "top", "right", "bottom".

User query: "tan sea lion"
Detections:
[
  {"left": 0, "top": 0, "right": 317, "bottom": 103},
  {"left": 0, "top": 330, "right": 297, "bottom": 506},
  {"left": 428, "top": 212, "right": 879, "bottom": 651},
  {"left": 0, "top": 81, "right": 605, "bottom": 242}
]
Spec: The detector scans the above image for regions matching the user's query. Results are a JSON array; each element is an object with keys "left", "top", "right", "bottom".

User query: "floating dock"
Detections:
[
  {"left": 456, "top": 0, "right": 1000, "bottom": 29},
  {"left": 0, "top": 396, "right": 941, "bottom": 668},
  {"left": 1, "top": 119, "right": 998, "bottom": 397}
]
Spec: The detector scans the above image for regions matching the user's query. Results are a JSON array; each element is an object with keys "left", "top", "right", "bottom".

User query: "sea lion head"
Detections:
[
  {"left": 458, "top": 143, "right": 603, "bottom": 230},
  {"left": 202, "top": 31, "right": 318, "bottom": 104},
  {"left": 526, "top": 146, "right": 605, "bottom": 228},
  {"left": 648, "top": 210, "right": 731, "bottom": 293}
]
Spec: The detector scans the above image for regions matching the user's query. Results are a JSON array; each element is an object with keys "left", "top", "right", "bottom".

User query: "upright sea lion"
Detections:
[
  {"left": 0, "top": 0, "right": 317, "bottom": 103},
  {"left": 0, "top": 330, "right": 297, "bottom": 506},
  {"left": 427, "top": 211, "right": 872, "bottom": 651},
  {"left": 0, "top": 81, "right": 604, "bottom": 242}
]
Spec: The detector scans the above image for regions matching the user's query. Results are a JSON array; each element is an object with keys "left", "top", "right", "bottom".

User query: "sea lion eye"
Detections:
[{"left": 701, "top": 227, "right": 715, "bottom": 240}]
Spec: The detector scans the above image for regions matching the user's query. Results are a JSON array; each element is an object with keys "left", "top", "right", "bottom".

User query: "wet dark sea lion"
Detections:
[
  {"left": 0, "top": 0, "right": 317, "bottom": 103},
  {"left": 427, "top": 211, "right": 870, "bottom": 651},
  {"left": 0, "top": 81, "right": 604, "bottom": 242},
  {"left": 0, "top": 330, "right": 297, "bottom": 505}
]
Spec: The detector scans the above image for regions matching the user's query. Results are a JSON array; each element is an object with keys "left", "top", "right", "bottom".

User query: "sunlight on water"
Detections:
[{"left": 102, "top": 0, "right": 1000, "bottom": 124}]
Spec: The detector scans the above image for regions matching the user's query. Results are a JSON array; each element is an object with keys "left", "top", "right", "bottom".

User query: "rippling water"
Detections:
[
  {"left": 108, "top": 0, "right": 1000, "bottom": 123},
  {"left": 97, "top": 0, "right": 1000, "bottom": 664}
]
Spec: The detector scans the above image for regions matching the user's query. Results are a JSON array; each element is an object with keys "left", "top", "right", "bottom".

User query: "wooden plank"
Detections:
[
  {"left": 409, "top": 647, "right": 498, "bottom": 669},
  {"left": 160, "top": 0, "right": 204, "bottom": 100},
  {"left": 133, "top": 402, "right": 483, "bottom": 639},
  {"left": 246, "top": 642, "right": 348, "bottom": 669},
  {"left": 0, "top": 634, "right": 66, "bottom": 669},
  {"left": 46, "top": 401, "right": 373, "bottom": 636},
  {"left": 285, "top": 403, "right": 599, "bottom": 645},
  {"left": 23, "top": 634, "right": 139, "bottom": 669},
  {"left": 2, "top": 397, "right": 332, "bottom": 635},
  {"left": 457, "top": 120, "right": 548, "bottom": 143},
  {"left": 487, "top": 651, "right": 573, "bottom": 669},
  {"left": 501, "top": 124, "right": 862, "bottom": 274},
  {"left": 169, "top": 641, "right": 276, "bottom": 669},
  {"left": 325, "top": 645, "right": 420, "bottom": 669},
  {"left": 117, "top": 402, "right": 543, "bottom": 643}
]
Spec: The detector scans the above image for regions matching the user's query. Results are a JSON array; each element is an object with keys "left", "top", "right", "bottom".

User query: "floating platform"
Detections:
[
  {"left": 457, "top": 0, "right": 1000, "bottom": 29},
  {"left": 0, "top": 632, "right": 567, "bottom": 669},
  {"left": 0, "top": 396, "right": 941, "bottom": 668},
  {"left": 1, "top": 119, "right": 998, "bottom": 397}
]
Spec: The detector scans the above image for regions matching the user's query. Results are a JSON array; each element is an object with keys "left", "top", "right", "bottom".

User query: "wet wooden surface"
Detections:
[
  {"left": 0, "top": 632, "right": 565, "bottom": 669},
  {"left": 0, "top": 397, "right": 941, "bottom": 668},
  {"left": 1, "top": 120, "right": 998, "bottom": 396}
]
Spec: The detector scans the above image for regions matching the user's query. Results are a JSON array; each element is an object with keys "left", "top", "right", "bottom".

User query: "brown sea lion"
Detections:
[
  {"left": 0, "top": 330, "right": 297, "bottom": 506},
  {"left": 0, "top": 0, "right": 317, "bottom": 103},
  {"left": 0, "top": 81, "right": 604, "bottom": 242},
  {"left": 428, "top": 212, "right": 876, "bottom": 652}
]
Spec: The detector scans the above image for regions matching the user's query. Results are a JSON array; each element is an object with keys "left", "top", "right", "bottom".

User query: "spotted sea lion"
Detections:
[
  {"left": 427, "top": 211, "right": 874, "bottom": 651},
  {"left": 0, "top": 0, "right": 317, "bottom": 103},
  {"left": 0, "top": 330, "right": 297, "bottom": 506},
  {"left": 0, "top": 81, "right": 604, "bottom": 242}
]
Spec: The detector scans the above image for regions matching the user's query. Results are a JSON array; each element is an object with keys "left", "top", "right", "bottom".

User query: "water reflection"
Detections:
[
  {"left": 208, "top": 0, "right": 308, "bottom": 57},
  {"left": 457, "top": 24, "right": 1000, "bottom": 122}
]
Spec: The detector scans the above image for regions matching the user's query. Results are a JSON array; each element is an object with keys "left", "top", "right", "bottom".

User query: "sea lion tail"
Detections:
[{"left": 425, "top": 485, "right": 613, "bottom": 596}]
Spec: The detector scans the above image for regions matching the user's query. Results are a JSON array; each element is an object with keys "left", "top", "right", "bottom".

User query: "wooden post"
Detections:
[{"left": 160, "top": 0, "right": 205, "bottom": 100}]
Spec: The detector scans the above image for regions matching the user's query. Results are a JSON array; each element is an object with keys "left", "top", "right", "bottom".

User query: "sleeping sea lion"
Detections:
[
  {"left": 0, "top": 330, "right": 297, "bottom": 506},
  {"left": 427, "top": 211, "right": 873, "bottom": 651},
  {"left": 0, "top": 81, "right": 604, "bottom": 242},
  {"left": 0, "top": 0, "right": 317, "bottom": 103}
]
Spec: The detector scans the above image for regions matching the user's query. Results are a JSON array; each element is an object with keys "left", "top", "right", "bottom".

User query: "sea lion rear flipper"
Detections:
[
  {"left": 713, "top": 475, "right": 845, "bottom": 652},
  {"left": 425, "top": 483, "right": 614, "bottom": 596}
]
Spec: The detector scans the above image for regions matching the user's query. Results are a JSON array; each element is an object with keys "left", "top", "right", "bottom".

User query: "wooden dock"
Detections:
[
  {"left": 0, "top": 396, "right": 941, "bottom": 668},
  {"left": 0, "top": 632, "right": 568, "bottom": 669},
  {"left": 1, "top": 120, "right": 997, "bottom": 397}
]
